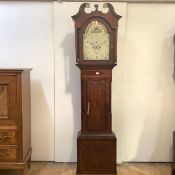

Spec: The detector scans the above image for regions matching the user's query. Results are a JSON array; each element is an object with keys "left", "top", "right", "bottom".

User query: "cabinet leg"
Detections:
[
  {"left": 28, "top": 155, "right": 31, "bottom": 169},
  {"left": 20, "top": 169, "right": 25, "bottom": 175},
  {"left": 172, "top": 165, "right": 175, "bottom": 175}
]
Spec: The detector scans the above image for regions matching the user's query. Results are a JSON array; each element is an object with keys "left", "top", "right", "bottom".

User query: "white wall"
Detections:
[
  {"left": 0, "top": 2, "right": 54, "bottom": 161},
  {"left": 122, "top": 3, "right": 175, "bottom": 162},
  {"left": 54, "top": 2, "right": 175, "bottom": 163},
  {"left": 0, "top": 1, "right": 175, "bottom": 163},
  {"left": 54, "top": 2, "right": 127, "bottom": 162},
  {"left": 54, "top": 2, "right": 81, "bottom": 162}
]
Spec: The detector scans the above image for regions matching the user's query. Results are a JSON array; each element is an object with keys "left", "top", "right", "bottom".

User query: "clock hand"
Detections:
[
  {"left": 88, "top": 41, "right": 106, "bottom": 49},
  {"left": 91, "top": 40, "right": 107, "bottom": 50},
  {"left": 89, "top": 42, "right": 96, "bottom": 47},
  {"left": 98, "top": 40, "right": 107, "bottom": 47},
  {"left": 89, "top": 42, "right": 100, "bottom": 49}
]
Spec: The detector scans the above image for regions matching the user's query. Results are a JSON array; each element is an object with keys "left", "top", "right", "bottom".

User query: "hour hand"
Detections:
[
  {"left": 89, "top": 42, "right": 95, "bottom": 46},
  {"left": 89, "top": 42, "right": 99, "bottom": 49},
  {"left": 98, "top": 40, "right": 107, "bottom": 47},
  {"left": 93, "top": 41, "right": 106, "bottom": 50}
]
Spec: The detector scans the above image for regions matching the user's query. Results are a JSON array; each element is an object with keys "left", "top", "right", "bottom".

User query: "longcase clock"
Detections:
[{"left": 72, "top": 3, "right": 121, "bottom": 174}]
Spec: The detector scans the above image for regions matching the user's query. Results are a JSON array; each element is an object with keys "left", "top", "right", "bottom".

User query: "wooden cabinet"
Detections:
[{"left": 0, "top": 69, "right": 32, "bottom": 174}]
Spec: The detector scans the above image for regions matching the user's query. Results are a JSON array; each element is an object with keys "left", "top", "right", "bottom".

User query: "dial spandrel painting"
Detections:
[{"left": 83, "top": 21, "right": 109, "bottom": 60}]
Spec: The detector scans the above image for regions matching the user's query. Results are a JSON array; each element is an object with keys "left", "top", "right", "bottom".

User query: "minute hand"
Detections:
[{"left": 97, "top": 40, "right": 107, "bottom": 47}]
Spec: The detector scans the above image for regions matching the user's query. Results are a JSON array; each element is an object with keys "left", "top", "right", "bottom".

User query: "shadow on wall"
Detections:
[
  {"left": 173, "top": 34, "right": 175, "bottom": 82},
  {"left": 60, "top": 33, "right": 81, "bottom": 161},
  {"left": 112, "top": 33, "right": 126, "bottom": 162},
  {"left": 31, "top": 79, "right": 53, "bottom": 160},
  {"left": 133, "top": 34, "right": 175, "bottom": 162}
]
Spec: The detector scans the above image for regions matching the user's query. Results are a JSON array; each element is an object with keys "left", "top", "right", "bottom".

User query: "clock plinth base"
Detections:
[{"left": 77, "top": 131, "right": 117, "bottom": 175}]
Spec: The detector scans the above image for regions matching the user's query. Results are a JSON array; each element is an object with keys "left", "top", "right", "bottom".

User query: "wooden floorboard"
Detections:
[{"left": 0, "top": 162, "right": 172, "bottom": 175}]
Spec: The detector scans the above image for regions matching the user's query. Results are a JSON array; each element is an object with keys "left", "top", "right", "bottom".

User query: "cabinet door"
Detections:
[
  {"left": 0, "top": 73, "right": 20, "bottom": 129},
  {"left": 82, "top": 76, "right": 111, "bottom": 133}
]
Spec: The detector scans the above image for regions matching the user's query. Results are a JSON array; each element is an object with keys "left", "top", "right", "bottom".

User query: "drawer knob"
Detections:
[
  {"left": 0, "top": 135, "right": 11, "bottom": 141},
  {"left": 0, "top": 152, "right": 10, "bottom": 157}
]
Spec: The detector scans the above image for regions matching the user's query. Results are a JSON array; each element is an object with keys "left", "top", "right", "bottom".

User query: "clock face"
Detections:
[{"left": 83, "top": 21, "right": 110, "bottom": 60}]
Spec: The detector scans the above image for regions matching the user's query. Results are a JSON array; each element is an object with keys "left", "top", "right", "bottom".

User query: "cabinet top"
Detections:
[{"left": 0, "top": 68, "right": 32, "bottom": 72}]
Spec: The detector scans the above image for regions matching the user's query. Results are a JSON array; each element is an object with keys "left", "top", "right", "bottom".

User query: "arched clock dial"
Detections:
[{"left": 83, "top": 21, "right": 109, "bottom": 60}]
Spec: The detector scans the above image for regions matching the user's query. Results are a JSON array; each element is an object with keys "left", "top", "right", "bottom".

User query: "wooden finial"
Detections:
[
  {"left": 103, "top": 3, "right": 122, "bottom": 19},
  {"left": 94, "top": 4, "right": 99, "bottom": 11},
  {"left": 72, "top": 3, "right": 90, "bottom": 19}
]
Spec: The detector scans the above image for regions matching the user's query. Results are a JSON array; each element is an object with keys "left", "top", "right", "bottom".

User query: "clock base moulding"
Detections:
[{"left": 77, "top": 131, "right": 117, "bottom": 175}]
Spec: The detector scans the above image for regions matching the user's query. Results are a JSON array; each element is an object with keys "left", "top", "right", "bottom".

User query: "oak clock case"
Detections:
[{"left": 72, "top": 3, "right": 121, "bottom": 175}]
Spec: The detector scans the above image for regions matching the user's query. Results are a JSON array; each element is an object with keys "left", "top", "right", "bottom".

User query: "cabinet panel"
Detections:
[
  {"left": 82, "top": 76, "right": 111, "bottom": 133},
  {"left": 0, "top": 86, "right": 8, "bottom": 119},
  {"left": 0, "top": 74, "right": 18, "bottom": 127},
  {"left": 82, "top": 142, "right": 114, "bottom": 173},
  {"left": 87, "top": 79, "right": 106, "bottom": 130}
]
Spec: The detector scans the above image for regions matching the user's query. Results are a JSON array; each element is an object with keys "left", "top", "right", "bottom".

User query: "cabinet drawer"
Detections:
[
  {"left": 81, "top": 70, "right": 111, "bottom": 77},
  {"left": 0, "top": 147, "right": 17, "bottom": 162},
  {"left": 0, "top": 131, "right": 17, "bottom": 145}
]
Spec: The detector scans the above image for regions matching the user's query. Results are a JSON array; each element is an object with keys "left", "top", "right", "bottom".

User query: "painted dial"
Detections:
[{"left": 83, "top": 21, "right": 109, "bottom": 60}]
